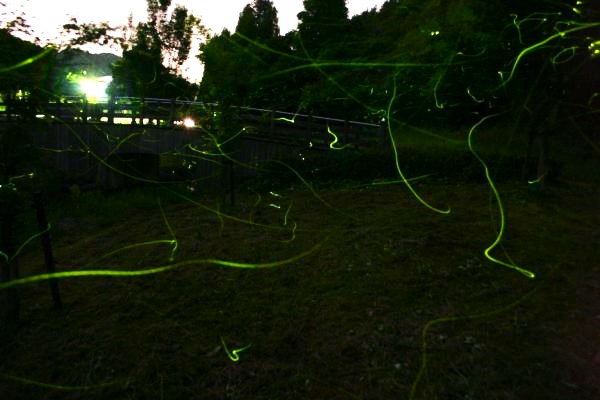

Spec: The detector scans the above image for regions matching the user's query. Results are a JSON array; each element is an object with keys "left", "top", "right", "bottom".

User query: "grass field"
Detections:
[{"left": 1, "top": 175, "right": 598, "bottom": 399}]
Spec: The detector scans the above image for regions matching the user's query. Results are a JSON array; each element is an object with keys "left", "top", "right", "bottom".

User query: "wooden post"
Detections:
[
  {"left": 139, "top": 97, "right": 145, "bottom": 126},
  {"left": 0, "top": 211, "right": 20, "bottom": 324},
  {"left": 107, "top": 96, "right": 115, "bottom": 125},
  {"left": 168, "top": 99, "right": 176, "bottom": 127},
  {"left": 81, "top": 97, "right": 88, "bottom": 124},
  {"left": 33, "top": 193, "right": 62, "bottom": 309}
]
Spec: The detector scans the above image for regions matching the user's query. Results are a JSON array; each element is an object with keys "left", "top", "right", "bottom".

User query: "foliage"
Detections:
[
  {"left": 0, "top": 29, "right": 55, "bottom": 115},
  {"left": 199, "top": 1, "right": 285, "bottom": 107}
]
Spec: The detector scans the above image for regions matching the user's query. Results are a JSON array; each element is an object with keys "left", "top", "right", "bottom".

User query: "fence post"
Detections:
[
  {"left": 168, "top": 99, "right": 176, "bottom": 127},
  {"left": 33, "top": 193, "right": 62, "bottom": 309},
  {"left": 107, "top": 96, "right": 115, "bottom": 125},
  {"left": 81, "top": 97, "right": 88, "bottom": 124},
  {"left": 0, "top": 210, "right": 20, "bottom": 325}
]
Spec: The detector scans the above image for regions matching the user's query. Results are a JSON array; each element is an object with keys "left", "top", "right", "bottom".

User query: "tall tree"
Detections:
[
  {"left": 201, "top": 0, "right": 284, "bottom": 107},
  {"left": 297, "top": 0, "right": 348, "bottom": 55},
  {"left": 110, "top": 0, "right": 205, "bottom": 98},
  {"left": 253, "top": 0, "right": 280, "bottom": 41}
]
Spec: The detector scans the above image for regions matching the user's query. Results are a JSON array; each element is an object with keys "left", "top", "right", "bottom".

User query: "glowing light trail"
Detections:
[
  {"left": 220, "top": 338, "right": 252, "bottom": 362},
  {"left": 467, "top": 115, "right": 535, "bottom": 278},
  {"left": 0, "top": 241, "right": 324, "bottom": 290},
  {"left": 385, "top": 76, "right": 451, "bottom": 215}
]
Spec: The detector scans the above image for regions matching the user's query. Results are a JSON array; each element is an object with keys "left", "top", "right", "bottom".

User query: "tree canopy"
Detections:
[{"left": 198, "top": 0, "right": 600, "bottom": 124}]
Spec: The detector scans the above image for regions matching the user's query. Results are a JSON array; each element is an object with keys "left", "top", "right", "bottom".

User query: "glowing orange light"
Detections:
[{"left": 183, "top": 117, "right": 196, "bottom": 128}]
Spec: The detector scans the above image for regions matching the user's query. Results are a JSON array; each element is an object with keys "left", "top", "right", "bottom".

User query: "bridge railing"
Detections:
[{"left": 0, "top": 96, "right": 387, "bottom": 149}]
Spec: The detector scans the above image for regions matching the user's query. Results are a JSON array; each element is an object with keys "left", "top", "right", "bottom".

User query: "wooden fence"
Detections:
[{"left": 1, "top": 97, "right": 387, "bottom": 187}]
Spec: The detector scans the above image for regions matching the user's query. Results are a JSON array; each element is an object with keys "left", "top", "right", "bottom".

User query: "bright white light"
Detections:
[
  {"left": 183, "top": 117, "right": 196, "bottom": 128},
  {"left": 77, "top": 76, "right": 112, "bottom": 101}
]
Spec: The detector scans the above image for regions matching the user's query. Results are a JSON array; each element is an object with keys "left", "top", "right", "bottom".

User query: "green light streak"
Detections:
[
  {"left": 0, "top": 47, "right": 54, "bottom": 73},
  {"left": 269, "top": 203, "right": 281, "bottom": 209},
  {"left": 51, "top": 121, "right": 165, "bottom": 185},
  {"left": 274, "top": 116, "right": 296, "bottom": 124},
  {"left": 158, "top": 197, "right": 178, "bottom": 262},
  {"left": 551, "top": 46, "right": 578, "bottom": 64},
  {"left": 283, "top": 222, "right": 297, "bottom": 243},
  {"left": 409, "top": 285, "right": 540, "bottom": 400},
  {"left": 467, "top": 115, "right": 535, "bottom": 278},
  {"left": 527, "top": 174, "right": 547, "bottom": 185},
  {"left": 500, "top": 21, "right": 600, "bottom": 87},
  {"left": 466, "top": 87, "right": 485, "bottom": 103},
  {"left": 283, "top": 202, "right": 293, "bottom": 226},
  {"left": 386, "top": 76, "right": 451, "bottom": 215},
  {"left": 85, "top": 240, "right": 177, "bottom": 267},
  {"left": 269, "top": 160, "right": 359, "bottom": 221},
  {"left": 327, "top": 125, "right": 348, "bottom": 150},
  {"left": 8, "top": 172, "right": 35, "bottom": 183},
  {"left": 0, "top": 372, "right": 122, "bottom": 391},
  {"left": 10, "top": 223, "right": 51, "bottom": 262},
  {"left": 0, "top": 241, "right": 324, "bottom": 290},
  {"left": 220, "top": 337, "right": 251, "bottom": 362},
  {"left": 433, "top": 74, "right": 445, "bottom": 109}
]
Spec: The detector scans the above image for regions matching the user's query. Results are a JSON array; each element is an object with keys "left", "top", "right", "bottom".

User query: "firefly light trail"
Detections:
[{"left": 0, "top": 241, "right": 324, "bottom": 290}]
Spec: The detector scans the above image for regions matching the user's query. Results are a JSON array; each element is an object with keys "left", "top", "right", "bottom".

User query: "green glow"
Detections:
[
  {"left": 510, "top": 12, "right": 561, "bottom": 45},
  {"left": 386, "top": 76, "right": 451, "bottom": 215},
  {"left": 409, "top": 286, "right": 540, "bottom": 400},
  {"left": 269, "top": 160, "right": 360, "bottom": 221},
  {"left": 527, "top": 174, "right": 547, "bottom": 185},
  {"left": 269, "top": 203, "right": 281, "bottom": 209},
  {"left": 281, "top": 222, "right": 298, "bottom": 243},
  {"left": 0, "top": 47, "right": 54, "bottom": 73},
  {"left": 326, "top": 125, "right": 348, "bottom": 150},
  {"left": 370, "top": 175, "right": 432, "bottom": 186},
  {"left": 467, "top": 115, "right": 535, "bottom": 279},
  {"left": 0, "top": 372, "right": 121, "bottom": 391},
  {"left": 0, "top": 241, "right": 324, "bottom": 290},
  {"left": 10, "top": 223, "right": 51, "bottom": 262},
  {"left": 500, "top": 22, "right": 600, "bottom": 87},
  {"left": 158, "top": 198, "right": 178, "bottom": 262},
  {"left": 589, "top": 40, "right": 600, "bottom": 56},
  {"left": 433, "top": 74, "right": 445, "bottom": 109},
  {"left": 85, "top": 240, "right": 177, "bottom": 267},
  {"left": 466, "top": 87, "right": 485, "bottom": 103},
  {"left": 551, "top": 46, "right": 578, "bottom": 64},
  {"left": 283, "top": 202, "right": 293, "bottom": 226},
  {"left": 8, "top": 172, "right": 35, "bottom": 183},
  {"left": 274, "top": 116, "right": 296, "bottom": 124},
  {"left": 220, "top": 337, "right": 252, "bottom": 362}
]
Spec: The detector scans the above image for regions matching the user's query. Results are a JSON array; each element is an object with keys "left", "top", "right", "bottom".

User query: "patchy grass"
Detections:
[{"left": 1, "top": 178, "right": 599, "bottom": 400}]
